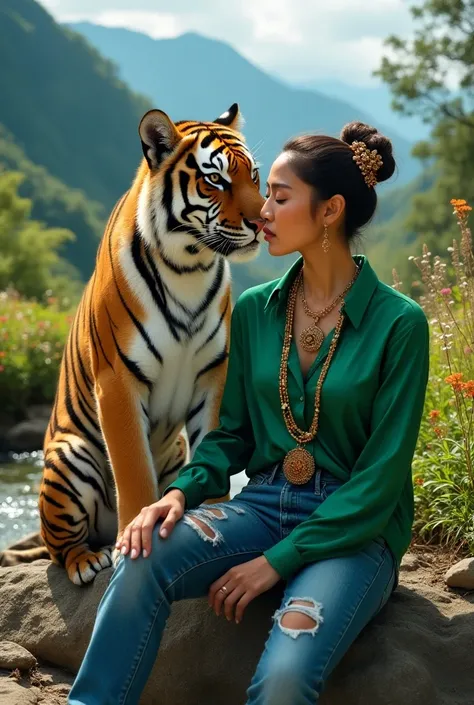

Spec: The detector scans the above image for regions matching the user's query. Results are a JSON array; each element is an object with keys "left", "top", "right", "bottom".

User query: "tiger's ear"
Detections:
[
  {"left": 139, "top": 110, "right": 181, "bottom": 170},
  {"left": 214, "top": 103, "right": 243, "bottom": 131}
]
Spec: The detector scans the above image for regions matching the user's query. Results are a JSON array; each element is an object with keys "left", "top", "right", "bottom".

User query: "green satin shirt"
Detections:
[{"left": 167, "top": 255, "right": 430, "bottom": 580}]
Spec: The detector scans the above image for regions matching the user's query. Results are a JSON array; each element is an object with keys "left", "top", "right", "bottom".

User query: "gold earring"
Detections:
[{"left": 322, "top": 223, "right": 330, "bottom": 253}]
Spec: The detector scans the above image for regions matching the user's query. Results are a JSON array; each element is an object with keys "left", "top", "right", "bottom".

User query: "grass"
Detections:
[{"left": 394, "top": 199, "right": 474, "bottom": 555}]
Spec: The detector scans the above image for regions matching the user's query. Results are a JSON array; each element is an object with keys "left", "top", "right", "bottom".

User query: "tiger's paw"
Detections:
[{"left": 66, "top": 546, "right": 113, "bottom": 585}]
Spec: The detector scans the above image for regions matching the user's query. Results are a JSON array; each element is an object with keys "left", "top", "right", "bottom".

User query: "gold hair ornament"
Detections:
[{"left": 350, "top": 141, "right": 383, "bottom": 188}]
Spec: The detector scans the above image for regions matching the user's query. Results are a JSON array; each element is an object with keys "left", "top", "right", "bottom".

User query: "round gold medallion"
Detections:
[
  {"left": 299, "top": 325, "right": 324, "bottom": 354},
  {"left": 282, "top": 447, "right": 315, "bottom": 485}
]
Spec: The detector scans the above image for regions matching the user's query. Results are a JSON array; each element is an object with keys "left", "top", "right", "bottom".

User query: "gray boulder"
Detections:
[{"left": 0, "top": 555, "right": 473, "bottom": 704}]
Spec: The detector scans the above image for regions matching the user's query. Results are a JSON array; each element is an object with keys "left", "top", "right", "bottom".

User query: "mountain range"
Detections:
[
  {"left": 67, "top": 22, "right": 421, "bottom": 190},
  {"left": 0, "top": 0, "right": 421, "bottom": 295}
]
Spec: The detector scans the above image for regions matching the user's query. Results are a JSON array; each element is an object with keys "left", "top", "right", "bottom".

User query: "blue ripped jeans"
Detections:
[{"left": 68, "top": 465, "right": 397, "bottom": 705}]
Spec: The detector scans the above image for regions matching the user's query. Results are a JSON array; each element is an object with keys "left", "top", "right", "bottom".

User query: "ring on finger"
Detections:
[{"left": 220, "top": 585, "right": 228, "bottom": 595}]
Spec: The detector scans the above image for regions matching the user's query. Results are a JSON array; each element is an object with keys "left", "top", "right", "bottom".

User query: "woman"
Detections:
[{"left": 68, "top": 121, "right": 430, "bottom": 705}]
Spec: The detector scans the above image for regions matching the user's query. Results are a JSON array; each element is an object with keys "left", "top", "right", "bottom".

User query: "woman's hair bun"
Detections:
[{"left": 340, "top": 121, "right": 396, "bottom": 184}]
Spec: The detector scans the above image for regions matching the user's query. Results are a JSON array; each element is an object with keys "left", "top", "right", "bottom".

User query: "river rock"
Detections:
[
  {"left": 445, "top": 557, "right": 474, "bottom": 590},
  {"left": 3, "top": 418, "right": 48, "bottom": 453},
  {"left": 0, "top": 641, "right": 36, "bottom": 671},
  {"left": 0, "top": 559, "right": 473, "bottom": 705}
]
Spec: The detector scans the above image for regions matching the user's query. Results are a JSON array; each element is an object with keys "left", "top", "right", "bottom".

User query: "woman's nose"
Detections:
[{"left": 260, "top": 200, "right": 272, "bottom": 221}]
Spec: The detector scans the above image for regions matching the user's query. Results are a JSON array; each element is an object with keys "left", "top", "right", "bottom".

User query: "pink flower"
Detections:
[
  {"left": 465, "top": 346, "right": 473, "bottom": 355},
  {"left": 440, "top": 288, "right": 452, "bottom": 296}
]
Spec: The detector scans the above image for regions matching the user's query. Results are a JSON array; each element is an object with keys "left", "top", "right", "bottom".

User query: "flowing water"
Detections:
[
  {"left": 0, "top": 453, "right": 248, "bottom": 551},
  {"left": 0, "top": 452, "right": 43, "bottom": 550}
]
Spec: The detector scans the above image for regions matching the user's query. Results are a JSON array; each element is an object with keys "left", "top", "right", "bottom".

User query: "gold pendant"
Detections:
[
  {"left": 282, "top": 447, "right": 315, "bottom": 485},
  {"left": 299, "top": 324, "right": 324, "bottom": 354}
]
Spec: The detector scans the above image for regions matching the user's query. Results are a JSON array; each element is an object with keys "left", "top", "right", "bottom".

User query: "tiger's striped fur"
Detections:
[{"left": 32, "top": 104, "right": 263, "bottom": 585}]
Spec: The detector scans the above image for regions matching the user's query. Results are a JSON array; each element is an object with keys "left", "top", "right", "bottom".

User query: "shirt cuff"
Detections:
[
  {"left": 163, "top": 475, "right": 204, "bottom": 510},
  {"left": 263, "top": 537, "right": 305, "bottom": 581}
]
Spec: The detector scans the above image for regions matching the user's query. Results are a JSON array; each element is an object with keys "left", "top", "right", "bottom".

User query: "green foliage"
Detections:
[
  {"left": 0, "top": 124, "right": 104, "bottom": 280},
  {"left": 0, "top": 170, "right": 82, "bottom": 301},
  {"left": 0, "top": 293, "right": 72, "bottom": 420},
  {"left": 375, "top": 0, "right": 474, "bottom": 127},
  {"left": 372, "top": 0, "right": 474, "bottom": 289},
  {"left": 396, "top": 201, "right": 474, "bottom": 554},
  {"left": 405, "top": 120, "right": 474, "bottom": 254}
]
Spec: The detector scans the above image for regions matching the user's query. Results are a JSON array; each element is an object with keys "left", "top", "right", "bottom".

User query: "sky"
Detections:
[{"left": 38, "top": 0, "right": 414, "bottom": 87}]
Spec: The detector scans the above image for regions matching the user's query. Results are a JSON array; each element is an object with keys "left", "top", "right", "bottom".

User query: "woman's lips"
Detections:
[{"left": 263, "top": 226, "right": 275, "bottom": 241}]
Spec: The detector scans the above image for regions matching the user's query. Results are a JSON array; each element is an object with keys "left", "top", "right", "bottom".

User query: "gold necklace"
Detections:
[
  {"left": 279, "top": 269, "right": 353, "bottom": 485},
  {"left": 299, "top": 268, "right": 359, "bottom": 354}
]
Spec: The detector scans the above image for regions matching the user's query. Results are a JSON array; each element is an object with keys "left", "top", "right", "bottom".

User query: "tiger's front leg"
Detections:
[{"left": 95, "top": 369, "right": 158, "bottom": 561}]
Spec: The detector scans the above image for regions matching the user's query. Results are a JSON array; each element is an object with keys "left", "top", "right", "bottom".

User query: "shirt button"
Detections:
[{"left": 300, "top": 396, "right": 304, "bottom": 402}]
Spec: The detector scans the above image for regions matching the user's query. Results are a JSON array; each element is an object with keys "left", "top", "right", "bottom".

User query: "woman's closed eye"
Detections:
[{"left": 265, "top": 192, "right": 287, "bottom": 205}]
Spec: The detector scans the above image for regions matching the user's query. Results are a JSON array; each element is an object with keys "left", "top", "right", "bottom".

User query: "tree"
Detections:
[
  {"left": 375, "top": 0, "right": 474, "bottom": 128},
  {"left": 373, "top": 0, "right": 474, "bottom": 291},
  {"left": 0, "top": 170, "right": 81, "bottom": 301}
]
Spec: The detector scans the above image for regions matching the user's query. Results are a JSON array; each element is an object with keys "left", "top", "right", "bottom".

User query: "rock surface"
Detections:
[
  {"left": 0, "top": 550, "right": 473, "bottom": 705},
  {"left": 3, "top": 418, "right": 48, "bottom": 454},
  {"left": 445, "top": 557, "right": 474, "bottom": 590},
  {"left": 0, "top": 404, "right": 51, "bottom": 455},
  {"left": 0, "top": 641, "right": 36, "bottom": 671},
  {"left": 0, "top": 678, "right": 39, "bottom": 705}
]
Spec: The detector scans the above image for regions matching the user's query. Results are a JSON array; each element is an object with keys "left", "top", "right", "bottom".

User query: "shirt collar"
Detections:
[{"left": 264, "top": 254, "right": 379, "bottom": 329}]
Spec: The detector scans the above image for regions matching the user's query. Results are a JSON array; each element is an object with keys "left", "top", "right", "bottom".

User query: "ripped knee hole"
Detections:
[
  {"left": 182, "top": 504, "right": 245, "bottom": 545},
  {"left": 274, "top": 598, "right": 324, "bottom": 638}
]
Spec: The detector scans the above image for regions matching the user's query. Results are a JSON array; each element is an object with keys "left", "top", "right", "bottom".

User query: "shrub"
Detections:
[{"left": 0, "top": 289, "right": 73, "bottom": 420}]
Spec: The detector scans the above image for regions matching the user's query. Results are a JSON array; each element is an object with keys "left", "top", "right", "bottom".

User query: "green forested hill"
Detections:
[{"left": 0, "top": 0, "right": 150, "bottom": 209}]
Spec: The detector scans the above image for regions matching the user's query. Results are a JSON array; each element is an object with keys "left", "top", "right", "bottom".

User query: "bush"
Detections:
[
  {"left": 0, "top": 290, "right": 73, "bottom": 420},
  {"left": 394, "top": 199, "right": 474, "bottom": 554}
]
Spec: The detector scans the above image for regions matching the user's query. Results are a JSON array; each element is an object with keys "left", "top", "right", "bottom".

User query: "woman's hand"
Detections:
[
  {"left": 116, "top": 489, "right": 186, "bottom": 560},
  {"left": 208, "top": 556, "right": 281, "bottom": 624}
]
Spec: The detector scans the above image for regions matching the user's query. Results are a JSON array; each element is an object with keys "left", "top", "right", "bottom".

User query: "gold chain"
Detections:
[
  {"left": 300, "top": 270, "right": 358, "bottom": 323},
  {"left": 278, "top": 268, "right": 356, "bottom": 446}
]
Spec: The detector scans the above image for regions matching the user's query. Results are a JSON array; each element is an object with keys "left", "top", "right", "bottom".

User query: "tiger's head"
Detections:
[{"left": 137, "top": 103, "right": 264, "bottom": 264}]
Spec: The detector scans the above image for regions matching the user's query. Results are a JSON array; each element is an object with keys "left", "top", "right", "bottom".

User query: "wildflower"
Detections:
[
  {"left": 0, "top": 365, "right": 4, "bottom": 373},
  {"left": 440, "top": 287, "right": 452, "bottom": 296},
  {"left": 434, "top": 427, "right": 443, "bottom": 437},
  {"left": 0, "top": 351, "right": 5, "bottom": 358},
  {"left": 451, "top": 198, "right": 472, "bottom": 221},
  {"left": 445, "top": 372, "right": 464, "bottom": 391},
  {"left": 415, "top": 477, "right": 424, "bottom": 486},
  {"left": 429, "top": 410, "right": 440, "bottom": 420},
  {"left": 465, "top": 346, "right": 473, "bottom": 355},
  {"left": 462, "top": 380, "right": 474, "bottom": 399}
]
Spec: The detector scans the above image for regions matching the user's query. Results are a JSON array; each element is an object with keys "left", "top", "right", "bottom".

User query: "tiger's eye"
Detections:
[{"left": 209, "top": 173, "right": 220, "bottom": 183}]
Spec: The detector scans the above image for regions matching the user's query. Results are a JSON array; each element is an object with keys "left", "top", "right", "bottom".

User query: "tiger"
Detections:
[{"left": 3, "top": 103, "right": 264, "bottom": 585}]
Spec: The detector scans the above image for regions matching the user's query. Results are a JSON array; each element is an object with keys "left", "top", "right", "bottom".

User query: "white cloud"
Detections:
[{"left": 39, "top": 0, "right": 414, "bottom": 87}]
